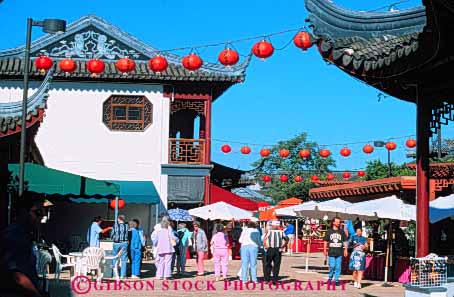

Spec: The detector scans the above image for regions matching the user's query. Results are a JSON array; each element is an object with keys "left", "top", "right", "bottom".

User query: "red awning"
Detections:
[{"left": 210, "top": 184, "right": 259, "bottom": 211}]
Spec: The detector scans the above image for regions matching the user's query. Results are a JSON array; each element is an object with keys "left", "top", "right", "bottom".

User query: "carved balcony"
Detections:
[{"left": 168, "top": 138, "right": 206, "bottom": 165}]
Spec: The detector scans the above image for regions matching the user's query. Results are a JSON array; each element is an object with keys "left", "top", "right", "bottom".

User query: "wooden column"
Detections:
[
  {"left": 416, "top": 88, "right": 431, "bottom": 257},
  {"left": 203, "top": 96, "right": 212, "bottom": 205}
]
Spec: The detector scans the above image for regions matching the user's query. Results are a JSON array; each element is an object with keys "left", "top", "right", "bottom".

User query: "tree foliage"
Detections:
[
  {"left": 251, "top": 133, "right": 336, "bottom": 202},
  {"left": 365, "top": 159, "right": 416, "bottom": 180}
]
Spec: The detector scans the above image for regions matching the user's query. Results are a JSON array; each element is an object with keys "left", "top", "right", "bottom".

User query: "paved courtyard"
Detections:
[{"left": 48, "top": 252, "right": 404, "bottom": 297}]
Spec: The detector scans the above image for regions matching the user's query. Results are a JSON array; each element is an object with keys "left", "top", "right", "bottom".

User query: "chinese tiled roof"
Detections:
[
  {"left": 0, "top": 15, "right": 250, "bottom": 84},
  {"left": 304, "top": 0, "right": 454, "bottom": 104},
  {"left": 0, "top": 15, "right": 252, "bottom": 138},
  {"left": 309, "top": 176, "right": 416, "bottom": 199},
  {"left": 0, "top": 68, "right": 53, "bottom": 137}
]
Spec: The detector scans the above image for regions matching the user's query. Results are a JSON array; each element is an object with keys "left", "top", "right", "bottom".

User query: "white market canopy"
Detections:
[
  {"left": 344, "top": 195, "right": 416, "bottom": 221},
  {"left": 189, "top": 201, "right": 254, "bottom": 220},
  {"left": 430, "top": 194, "right": 454, "bottom": 223},
  {"left": 294, "top": 198, "right": 353, "bottom": 220},
  {"left": 275, "top": 201, "right": 318, "bottom": 217}
]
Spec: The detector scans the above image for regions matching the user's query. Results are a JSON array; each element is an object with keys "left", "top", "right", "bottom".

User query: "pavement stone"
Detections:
[{"left": 47, "top": 253, "right": 404, "bottom": 297}]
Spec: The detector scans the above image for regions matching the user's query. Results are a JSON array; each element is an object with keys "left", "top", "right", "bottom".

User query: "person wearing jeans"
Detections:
[
  {"left": 239, "top": 221, "right": 261, "bottom": 283},
  {"left": 176, "top": 223, "right": 191, "bottom": 274},
  {"left": 111, "top": 215, "right": 129, "bottom": 279},
  {"left": 323, "top": 217, "right": 348, "bottom": 286},
  {"left": 191, "top": 221, "right": 207, "bottom": 276}
]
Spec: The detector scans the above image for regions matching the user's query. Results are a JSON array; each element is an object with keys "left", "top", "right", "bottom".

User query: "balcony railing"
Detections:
[{"left": 169, "top": 138, "right": 206, "bottom": 165}]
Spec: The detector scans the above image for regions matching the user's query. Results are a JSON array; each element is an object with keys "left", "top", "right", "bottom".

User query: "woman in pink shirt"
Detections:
[{"left": 210, "top": 224, "right": 229, "bottom": 281}]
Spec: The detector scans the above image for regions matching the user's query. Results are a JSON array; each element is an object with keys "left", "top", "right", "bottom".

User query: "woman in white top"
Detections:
[{"left": 238, "top": 222, "right": 261, "bottom": 283}]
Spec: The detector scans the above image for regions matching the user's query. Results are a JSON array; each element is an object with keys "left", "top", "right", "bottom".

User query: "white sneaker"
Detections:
[
  {"left": 354, "top": 281, "right": 358, "bottom": 288},
  {"left": 357, "top": 283, "right": 362, "bottom": 289},
  {"left": 131, "top": 275, "right": 140, "bottom": 279}
]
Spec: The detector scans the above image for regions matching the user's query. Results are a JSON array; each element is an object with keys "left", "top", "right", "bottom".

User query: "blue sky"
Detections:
[{"left": 2, "top": 0, "right": 450, "bottom": 172}]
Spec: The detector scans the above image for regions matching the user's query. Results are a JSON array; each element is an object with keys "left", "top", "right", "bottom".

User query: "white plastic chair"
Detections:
[
  {"left": 51, "top": 244, "right": 76, "bottom": 282},
  {"left": 82, "top": 247, "right": 106, "bottom": 282},
  {"left": 105, "top": 248, "right": 124, "bottom": 281},
  {"left": 35, "top": 249, "right": 52, "bottom": 291}
]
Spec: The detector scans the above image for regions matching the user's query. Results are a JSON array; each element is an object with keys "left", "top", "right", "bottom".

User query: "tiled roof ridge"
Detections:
[
  {"left": 0, "top": 15, "right": 250, "bottom": 77},
  {"left": 310, "top": 176, "right": 411, "bottom": 193}
]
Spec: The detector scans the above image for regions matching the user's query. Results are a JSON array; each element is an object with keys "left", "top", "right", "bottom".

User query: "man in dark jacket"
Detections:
[{"left": 0, "top": 198, "right": 44, "bottom": 297}]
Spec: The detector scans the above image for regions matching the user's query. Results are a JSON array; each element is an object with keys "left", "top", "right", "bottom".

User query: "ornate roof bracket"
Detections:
[
  {"left": 305, "top": 0, "right": 426, "bottom": 40},
  {"left": 0, "top": 15, "right": 249, "bottom": 76}
]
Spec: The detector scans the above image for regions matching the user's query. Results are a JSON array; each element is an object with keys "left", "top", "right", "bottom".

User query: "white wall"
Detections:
[{"left": 0, "top": 81, "right": 169, "bottom": 206}]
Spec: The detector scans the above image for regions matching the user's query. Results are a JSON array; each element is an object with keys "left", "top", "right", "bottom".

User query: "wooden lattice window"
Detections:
[{"left": 103, "top": 95, "right": 152, "bottom": 131}]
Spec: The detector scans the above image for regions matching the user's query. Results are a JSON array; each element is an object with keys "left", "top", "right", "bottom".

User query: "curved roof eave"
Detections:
[{"left": 305, "top": 0, "right": 426, "bottom": 40}]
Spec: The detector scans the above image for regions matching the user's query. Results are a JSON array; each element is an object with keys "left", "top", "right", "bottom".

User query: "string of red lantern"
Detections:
[
  {"left": 32, "top": 26, "right": 314, "bottom": 76},
  {"left": 217, "top": 136, "right": 416, "bottom": 157}
]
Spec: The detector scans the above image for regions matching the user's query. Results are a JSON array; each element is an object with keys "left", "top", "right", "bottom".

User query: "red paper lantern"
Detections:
[
  {"left": 311, "top": 175, "right": 319, "bottom": 182},
  {"left": 326, "top": 173, "right": 335, "bottom": 181},
  {"left": 299, "top": 149, "right": 311, "bottom": 158},
  {"left": 363, "top": 144, "right": 374, "bottom": 154},
  {"left": 342, "top": 172, "right": 351, "bottom": 179},
  {"left": 263, "top": 175, "right": 271, "bottom": 183},
  {"left": 260, "top": 148, "right": 271, "bottom": 158},
  {"left": 252, "top": 40, "right": 274, "bottom": 59},
  {"left": 240, "top": 146, "right": 251, "bottom": 155},
  {"left": 279, "top": 149, "right": 290, "bottom": 158},
  {"left": 357, "top": 170, "right": 366, "bottom": 177},
  {"left": 87, "top": 59, "right": 105, "bottom": 76},
  {"left": 280, "top": 175, "right": 289, "bottom": 182},
  {"left": 109, "top": 198, "right": 125, "bottom": 210},
  {"left": 406, "top": 139, "right": 417, "bottom": 148},
  {"left": 148, "top": 55, "right": 168, "bottom": 74},
  {"left": 294, "top": 175, "right": 303, "bottom": 183},
  {"left": 293, "top": 31, "right": 312, "bottom": 50},
  {"left": 115, "top": 57, "right": 135, "bottom": 74},
  {"left": 221, "top": 144, "right": 231, "bottom": 153},
  {"left": 218, "top": 48, "right": 239, "bottom": 66},
  {"left": 319, "top": 149, "right": 331, "bottom": 158},
  {"left": 59, "top": 58, "right": 76, "bottom": 73},
  {"left": 35, "top": 56, "right": 53, "bottom": 74},
  {"left": 182, "top": 53, "right": 203, "bottom": 71},
  {"left": 385, "top": 141, "right": 397, "bottom": 151},
  {"left": 340, "top": 147, "right": 351, "bottom": 157}
]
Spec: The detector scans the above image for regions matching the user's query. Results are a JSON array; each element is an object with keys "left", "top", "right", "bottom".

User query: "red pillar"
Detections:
[
  {"left": 416, "top": 89, "right": 430, "bottom": 257},
  {"left": 203, "top": 97, "right": 212, "bottom": 205}
]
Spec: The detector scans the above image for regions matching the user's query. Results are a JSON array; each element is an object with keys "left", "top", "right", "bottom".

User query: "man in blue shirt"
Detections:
[
  {"left": 86, "top": 216, "right": 111, "bottom": 248},
  {"left": 283, "top": 222, "right": 295, "bottom": 254}
]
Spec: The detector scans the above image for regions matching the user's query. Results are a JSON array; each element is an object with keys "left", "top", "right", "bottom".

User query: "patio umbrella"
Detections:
[
  {"left": 429, "top": 194, "right": 454, "bottom": 223},
  {"left": 188, "top": 201, "right": 253, "bottom": 220},
  {"left": 167, "top": 208, "right": 193, "bottom": 222}
]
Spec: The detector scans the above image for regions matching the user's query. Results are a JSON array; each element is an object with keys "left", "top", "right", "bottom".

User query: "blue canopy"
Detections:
[{"left": 71, "top": 180, "right": 160, "bottom": 204}]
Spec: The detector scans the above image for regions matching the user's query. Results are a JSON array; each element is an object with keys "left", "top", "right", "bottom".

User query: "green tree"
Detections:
[
  {"left": 365, "top": 159, "right": 416, "bottom": 180},
  {"left": 251, "top": 133, "right": 336, "bottom": 202}
]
